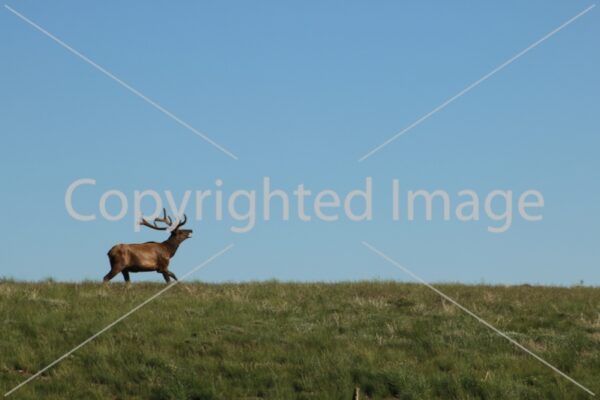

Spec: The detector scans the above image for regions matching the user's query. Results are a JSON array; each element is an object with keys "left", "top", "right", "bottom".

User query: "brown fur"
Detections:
[{"left": 104, "top": 211, "right": 192, "bottom": 283}]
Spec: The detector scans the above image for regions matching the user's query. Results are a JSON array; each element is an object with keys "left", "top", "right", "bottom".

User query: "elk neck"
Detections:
[{"left": 162, "top": 234, "right": 185, "bottom": 257}]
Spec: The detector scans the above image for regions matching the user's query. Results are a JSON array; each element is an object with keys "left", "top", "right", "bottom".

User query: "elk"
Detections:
[{"left": 104, "top": 209, "right": 193, "bottom": 283}]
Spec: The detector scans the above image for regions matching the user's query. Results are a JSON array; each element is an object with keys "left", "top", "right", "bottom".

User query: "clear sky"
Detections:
[{"left": 1, "top": 1, "right": 598, "bottom": 285}]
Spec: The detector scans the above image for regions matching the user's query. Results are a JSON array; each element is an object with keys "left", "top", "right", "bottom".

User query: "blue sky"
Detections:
[{"left": 1, "top": 1, "right": 598, "bottom": 284}]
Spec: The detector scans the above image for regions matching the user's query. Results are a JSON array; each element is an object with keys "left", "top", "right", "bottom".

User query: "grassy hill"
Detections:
[{"left": 1, "top": 281, "right": 599, "bottom": 399}]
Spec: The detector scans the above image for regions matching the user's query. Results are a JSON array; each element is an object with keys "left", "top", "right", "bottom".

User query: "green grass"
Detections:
[{"left": 1, "top": 281, "right": 599, "bottom": 399}]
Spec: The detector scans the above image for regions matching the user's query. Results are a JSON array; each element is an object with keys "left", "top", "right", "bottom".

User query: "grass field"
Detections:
[{"left": 1, "top": 280, "right": 599, "bottom": 399}]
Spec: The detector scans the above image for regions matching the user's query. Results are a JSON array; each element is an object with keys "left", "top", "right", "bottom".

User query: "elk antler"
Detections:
[
  {"left": 172, "top": 214, "right": 187, "bottom": 231},
  {"left": 139, "top": 208, "right": 172, "bottom": 231},
  {"left": 154, "top": 208, "right": 173, "bottom": 226}
]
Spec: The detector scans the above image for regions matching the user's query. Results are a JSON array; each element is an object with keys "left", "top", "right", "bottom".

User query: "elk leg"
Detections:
[
  {"left": 103, "top": 270, "right": 119, "bottom": 282},
  {"left": 168, "top": 271, "right": 178, "bottom": 281},
  {"left": 161, "top": 272, "right": 171, "bottom": 283},
  {"left": 122, "top": 270, "right": 130, "bottom": 282}
]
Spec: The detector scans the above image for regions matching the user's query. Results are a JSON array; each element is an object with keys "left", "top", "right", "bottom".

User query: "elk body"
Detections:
[{"left": 105, "top": 209, "right": 192, "bottom": 283}]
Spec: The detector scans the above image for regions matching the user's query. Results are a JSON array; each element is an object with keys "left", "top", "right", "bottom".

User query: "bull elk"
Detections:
[{"left": 104, "top": 209, "right": 193, "bottom": 283}]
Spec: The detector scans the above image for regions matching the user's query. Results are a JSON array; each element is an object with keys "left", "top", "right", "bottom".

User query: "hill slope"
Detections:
[{"left": 1, "top": 281, "right": 599, "bottom": 399}]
